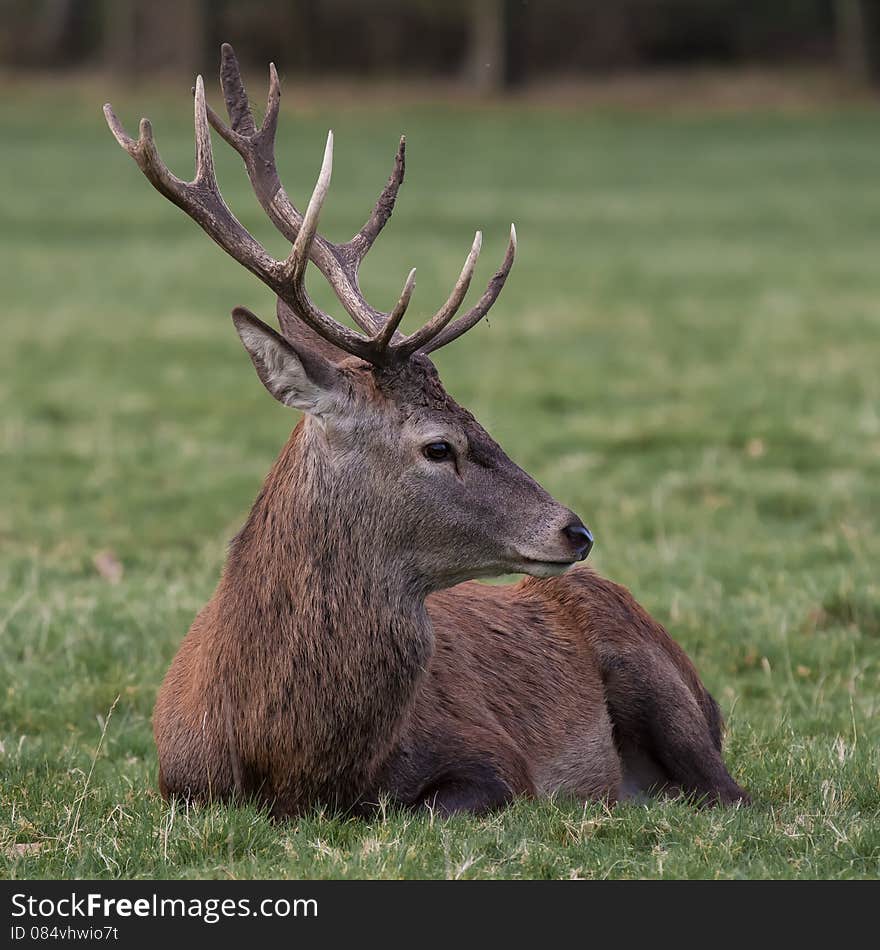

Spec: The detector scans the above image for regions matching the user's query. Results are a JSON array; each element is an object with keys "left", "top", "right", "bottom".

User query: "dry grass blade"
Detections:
[{"left": 63, "top": 695, "right": 120, "bottom": 869}]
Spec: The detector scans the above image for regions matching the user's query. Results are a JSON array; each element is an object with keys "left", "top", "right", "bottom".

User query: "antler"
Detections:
[{"left": 103, "top": 43, "right": 516, "bottom": 367}]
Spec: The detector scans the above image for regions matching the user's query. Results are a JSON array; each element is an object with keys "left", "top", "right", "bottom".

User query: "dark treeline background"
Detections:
[{"left": 3, "top": 0, "right": 880, "bottom": 90}]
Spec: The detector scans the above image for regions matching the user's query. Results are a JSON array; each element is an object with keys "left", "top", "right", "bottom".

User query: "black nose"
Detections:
[{"left": 562, "top": 520, "right": 594, "bottom": 561}]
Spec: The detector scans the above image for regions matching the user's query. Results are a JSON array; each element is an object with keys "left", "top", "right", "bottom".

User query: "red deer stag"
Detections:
[{"left": 104, "top": 45, "right": 748, "bottom": 817}]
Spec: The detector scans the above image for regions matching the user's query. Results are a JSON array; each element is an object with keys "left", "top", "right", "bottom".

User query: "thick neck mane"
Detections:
[{"left": 208, "top": 421, "right": 434, "bottom": 810}]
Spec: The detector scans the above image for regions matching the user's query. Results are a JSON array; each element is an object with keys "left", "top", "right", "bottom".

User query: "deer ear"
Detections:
[{"left": 232, "top": 307, "right": 345, "bottom": 415}]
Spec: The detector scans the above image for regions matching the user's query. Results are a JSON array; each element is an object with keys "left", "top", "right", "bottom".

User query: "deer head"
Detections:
[{"left": 104, "top": 45, "right": 593, "bottom": 594}]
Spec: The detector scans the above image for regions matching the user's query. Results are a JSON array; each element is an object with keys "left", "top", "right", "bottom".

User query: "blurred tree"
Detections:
[
  {"left": 0, "top": 0, "right": 865, "bottom": 89},
  {"left": 464, "top": 0, "right": 506, "bottom": 92},
  {"left": 34, "top": 0, "right": 80, "bottom": 63},
  {"left": 103, "top": 0, "right": 206, "bottom": 79},
  {"left": 104, "top": 0, "right": 136, "bottom": 78},
  {"left": 834, "top": 0, "right": 873, "bottom": 81},
  {"left": 0, "top": 0, "right": 96, "bottom": 66}
]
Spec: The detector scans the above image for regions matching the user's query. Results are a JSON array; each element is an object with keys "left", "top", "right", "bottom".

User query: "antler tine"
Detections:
[
  {"left": 103, "top": 107, "right": 180, "bottom": 199},
  {"left": 200, "top": 47, "right": 253, "bottom": 155},
  {"left": 262, "top": 62, "right": 282, "bottom": 140},
  {"left": 193, "top": 77, "right": 216, "bottom": 184},
  {"left": 285, "top": 130, "right": 334, "bottom": 284},
  {"left": 346, "top": 136, "right": 406, "bottom": 265},
  {"left": 372, "top": 268, "right": 417, "bottom": 351},
  {"left": 220, "top": 41, "right": 257, "bottom": 137},
  {"left": 423, "top": 224, "right": 517, "bottom": 354},
  {"left": 393, "top": 231, "right": 482, "bottom": 360}
]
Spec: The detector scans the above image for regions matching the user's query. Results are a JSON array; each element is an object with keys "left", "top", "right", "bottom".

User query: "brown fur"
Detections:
[
  {"left": 381, "top": 571, "right": 746, "bottom": 814},
  {"left": 154, "top": 341, "right": 749, "bottom": 818}
]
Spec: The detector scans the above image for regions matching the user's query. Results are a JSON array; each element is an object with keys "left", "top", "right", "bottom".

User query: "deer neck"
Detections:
[
  {"left": 229, "top": 420, "right": 431, "bottom": 610},
  {"left": 215, "top": 420, "right": 433, "bottom": 793}
]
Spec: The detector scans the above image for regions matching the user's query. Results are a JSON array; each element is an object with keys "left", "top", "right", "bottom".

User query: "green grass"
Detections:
[{"left": 1, "top": 82, "right": 879, "bottom": 879}]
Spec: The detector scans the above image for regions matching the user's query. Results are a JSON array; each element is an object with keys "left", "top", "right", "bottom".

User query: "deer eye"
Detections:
[{"left": 423, "top": 441, "right": 453, "bottom": 462}]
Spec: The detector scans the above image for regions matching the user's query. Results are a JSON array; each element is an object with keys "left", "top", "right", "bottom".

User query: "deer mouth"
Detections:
[{"left": 515, "top": 558, "right": 578, "bottom": 578}]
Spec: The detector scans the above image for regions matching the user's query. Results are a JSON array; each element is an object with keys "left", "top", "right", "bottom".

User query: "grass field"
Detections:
[{"left": 1, "top": 80, "right": 879, "bottom": 879}]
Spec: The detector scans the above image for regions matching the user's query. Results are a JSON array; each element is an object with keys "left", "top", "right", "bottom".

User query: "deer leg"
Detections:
[
  {"left": 381, "top": 727, "right": 537, "bottom": 816},
  {"left": 417, "top": 759, "right": 522, "bottom": 815},
  {"left": 601, "top": 653, "right": 749, "bottom": 806}
]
